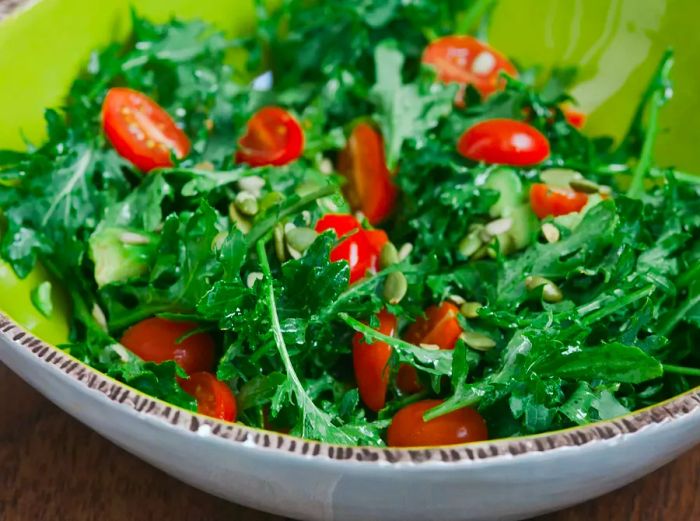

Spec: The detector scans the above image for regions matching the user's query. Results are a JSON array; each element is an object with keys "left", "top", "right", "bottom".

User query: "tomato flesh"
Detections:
[
  {"left": 422, "top": 36, "right": 517, "bottom": 98},
  {"left": 315, "top": 214, "right": 388, "bottom": 284},
  {"left": 236, "top": 107, "right": 304, "bottom": 167},
  {"left": 120, "top": 318, "right": 215, "bottom": 375},
  {"left": 387, "top": 399, "right": 488, "bottom": 447},
  {"left": 180, "top": 372, "right": 237, "bottom": 422},
  {"left": 563, "top": 106, "right": 587, "bottom": 129},
  {"left": 405, "top": 302, "right": 463, "bottom": 350},
  {"left": 458, "top": 118, "right": 550, "bottom": 167},
  {"left": 338, "top": 123, "right": 397, "bottom": 225},
  {"left": 529, "top": 183, "right": 589, "bottom": 219},
  {"left": 396, "top": 364, "right": 422, "bottom": 395},
  {"left": 352, "top": 310, "right": 397, "bottom": 412},
  {"left": 102, "top": 88, "right": 190, "bottom": 172}
]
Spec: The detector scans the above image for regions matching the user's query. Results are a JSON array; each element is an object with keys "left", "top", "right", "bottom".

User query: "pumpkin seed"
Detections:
[
  {"left": 599, "top": 185, "right": 613, "bottom": 197},
  {"left": 246, "top": 272, "right": 264, "bottom": 288},
  {"left": 458, "top": 229, "right": 483, "bottom": 258},
  {"left": 379, "top": 242, "right": 399, "bottom": 269},
  {"left": 569, "top": 178, "right": 600, "bottom": 194},
  {"left": 211, "top": 231, "right": 229, "bottom": 252},
  {"left": 485, "top": 217, "right": 513, "bottom": 237},
  {"left": 398, "top": 243, "right": 413, "bottom": 261},
  {"left": 460, "top": 302, "right": 483, "bottom": 319},
  {"left": 448, "top": 294, "right": 466, "bottom": 306},
  {"left": 228, "top": 202, "right": 252, "bottom": 234},
  {"left": 540, "top": 168, "right": 583, "bottom": 189},
  {"left": 420, "top": 343, "right": 441, "bottom": 351},
  {"left": 259, "top": 191, "right": 285, "bottom": 212},
  {"left": 235, "top": 191, "right": 259, "bottom": 216},
  {"left": 541, "top": 223, "right": 560, "bottom": 243},
  {"left": 274, "top": 224, "right": 286, "bottom": 262},
  {"left": 91, "top": 303, "right": 108, "bottom": 331},
  {"left": 193, "top": 160, "right": 214, "bottom": 171},
  {"left": 383, "top": 271, "right": 408, "bottom": 304},
  {"left": 525, "top": 275, "right": 564, "bottom": 303},
  {"left": 460, "top": 331, "right": 496, "bottom": 351},
  {"left": 238, "top": 176, "right": 265, "bottom": 196},
  {"left": 119, "top": 231, "right": 150, "bottom": 245},
  {"left": 286, "top": 227, "right": 318, "bottom": 253}
]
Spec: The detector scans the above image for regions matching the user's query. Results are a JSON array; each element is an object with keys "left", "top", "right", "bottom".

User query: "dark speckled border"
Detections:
[{"left": 2, "top": 312, "right": 700, "bottom": 464}]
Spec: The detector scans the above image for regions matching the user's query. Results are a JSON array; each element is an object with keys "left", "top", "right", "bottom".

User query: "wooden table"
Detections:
[{"left": 1, "top": 362, "right": 698, "bottom": 521}]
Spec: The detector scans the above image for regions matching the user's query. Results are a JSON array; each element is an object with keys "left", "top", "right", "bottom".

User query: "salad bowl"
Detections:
[{"left": 1, "top": 1, "right": 699, "bottom": 521}]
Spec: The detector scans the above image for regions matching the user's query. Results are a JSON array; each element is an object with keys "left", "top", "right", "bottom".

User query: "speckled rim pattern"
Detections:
[{"left": 2, "top": 313, "right": 699, "bottom": 464}]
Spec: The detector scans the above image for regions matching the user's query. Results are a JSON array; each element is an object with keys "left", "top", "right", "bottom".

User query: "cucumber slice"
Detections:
[
  {"left": 483, "top": 168, "right": 524, "bottom": 218},
  {"left": 506, "top": 203, "right": 538, "bottom": 250},
  {"left": 540, "top": 168, "right": 583, "bottom": 189}
]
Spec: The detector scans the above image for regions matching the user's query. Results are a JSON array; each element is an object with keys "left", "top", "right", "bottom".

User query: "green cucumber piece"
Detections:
[
  {"left": 484, "top": 168, "right": 524, "bottom": 218},
  {"left": 507, "top": 204, "right": 538, "bottom": 250}
]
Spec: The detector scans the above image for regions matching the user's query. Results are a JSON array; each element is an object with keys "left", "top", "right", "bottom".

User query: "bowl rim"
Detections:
[{"left": 2, "top": 311, "right": 699, "bottom": 466}]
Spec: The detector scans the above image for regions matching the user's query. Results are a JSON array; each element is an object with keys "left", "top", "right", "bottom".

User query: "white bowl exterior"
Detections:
[{"left": 1, "top": 328, "right": 699, "bottom": 521}]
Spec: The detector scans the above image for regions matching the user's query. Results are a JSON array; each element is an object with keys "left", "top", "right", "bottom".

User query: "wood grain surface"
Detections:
[{"left": 0, "top": 362, "right": 698, "bottom": 521}]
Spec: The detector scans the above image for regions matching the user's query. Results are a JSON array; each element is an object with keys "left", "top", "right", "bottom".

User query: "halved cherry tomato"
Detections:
[
  {"left": 563, "top": 106, "right": 587, "bottom": 129},
  {"left": 352, "top": 310, "right": 397, "bottom": 412},
  {"left": 396, "top": 364, "right": 422, "bottom": 395},
  {"left": 315, "top": 214, "right": 388, "bottom": 284},
  {"left": 529, "top": 183, "right": 589, "bottom": 219},
  {"left": 458, "top": 119, "right": 550, "bottom": 167},
  {"left": 404, "top": 302, "right": 463, "bottom": 350},
  {"left": 180, "top": 372, "right": 237, "bottom": 422},
  {"left": 236, "top": 107, "right": 304, "bottom": 167},
  {"left": 120, "top": 318, "right": 215, "bottom": 375},
  {"left": 338, "top": 123, "right": 397, "bottom": 225},
  {"left": 422, "top": 36, "right": 517, "bottom": 98},
  {"left": 102, "top": 88, "right": 191, "bottom": 172},
  {"left": 387, "top": 399, "right": 488, "bottom": 447}
]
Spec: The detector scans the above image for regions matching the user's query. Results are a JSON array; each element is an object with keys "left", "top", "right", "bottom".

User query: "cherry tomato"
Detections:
[
  {"left": 396, "top": 364, "right": 422, "bottom": 395},
  {"left": 563, "top": 106, "right": 587, "bottom": 129},
  {"left": 102, "top": 88, "right": 190, "bottom": 172},
  {"left": 120, "top": 318, "right": 215, "bottom": 375},
  {"left": 236, "top": 107, "right": 304, "bottom": 167},
  {"left": 422, "top": 36, "right": 517, "bottom": 98},
  {"left": 404, "top": 302, "right": 463, "bottom": 350},
  {"left": 180, "top": 372, "right": 237, "bottom": 422},
  {"left": 458, "top": 119, "right": 550, "bottom": 167},
  {"left": 338, "top": 123, "right": 397, "bottom": 225},
  {"left": 529, "top": 183, "right": 589, "bottom": 219},
  {"left": 352, "top": 310, "right": 397, "bottom": 412},
  {"left": 387, "top": 399, "right": 488, "bottom": 447},
  {"left": 315, "top": 214, "right": 388, "bottom": 284}
]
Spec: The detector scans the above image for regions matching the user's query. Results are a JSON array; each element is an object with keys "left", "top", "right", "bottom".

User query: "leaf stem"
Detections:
[{"left": 663, "top": 364, "right": 700, "bottom": 377}]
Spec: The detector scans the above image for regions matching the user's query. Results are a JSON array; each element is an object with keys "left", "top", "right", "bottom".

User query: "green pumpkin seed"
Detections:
[
  {"left": 379, "top": 243, "right": 399, "bottom": 269},
  {"left": 541, "top": 223, "right": 560, "bottom": 243},
  {"left": 398, "top": 243, "right": 413, "bottom": 261},
  {"left": 448, "top": 295, "right": 466, "bottom": 306},
  {"left": 228, "top": 202, "right": 252, "bottom": 234},
  {"left": 274, "top": 224, "right": 286, "bottom": 262},
  {"left": 569, "top": 178, "right": 600, "bottom": 194},
  {"left": 485, "top": 217, "right": 513, "bottom": 237},
  {"left": 458, "top": 230, "right": 483, "bottom": 258},
  {"left": 235, "top": 191, "right": 259, "bottom": 216},
  {"left": 246, "top": 272, "right": 264, "bottom": 288},
  {"left": 383, "top": 271, "right": 408, "bottom": 304},
  {"left": 460, "top": 331, "right": 496, "bottom": 351},
  {"left": 119, "top": 231, "right": 150, "bottom": 245},
  {"left": 211, "top": 231, "right": 229, "bottom": 252},
  {"left": 91, "top": 303, "right": 108, "bottom": 331},
  {"left": 460, "top": 302, "right": 483, "bottom": 319},
  {"left": 238, "top": 175, "right": 265, "bottom": 196},
  {"left": 260, "top": 191, "right": 285, "bottom": 212},
  {"left": 525, "top": 275, "right": 564, "bottom": 303},
  {"left": 286, "top": 227, "right": 318, "bottom": 253}
]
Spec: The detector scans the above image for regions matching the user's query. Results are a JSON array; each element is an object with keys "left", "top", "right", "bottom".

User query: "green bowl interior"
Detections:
[{"left": 0, "top": 0, "right": 698, "bottom": 342}]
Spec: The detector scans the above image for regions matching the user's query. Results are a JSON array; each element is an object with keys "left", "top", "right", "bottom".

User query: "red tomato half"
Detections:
[
  {"left": 315, "top": 214, "right": 388, "bottom": 284},
  {"left": 458, "top": 119, "right": 550, "bottom": 167},
  {"left": 120, "top": 318, "right": 215, "bottom": 375},
  {"left": 180, "top": 372, "right": 237, "bottom": 422},
  {"left": 529, "top": 183, "right": 589, "bottom": 219},
  {"left": 422, "top": 36, "right": 517, "bottom": 98},
  {"left": 563, "top": 106, "right": 587, "bottom": 129},
  {"left": 404, "top": 302, "right": 463, "bottom": 350},
  {"left": 236, "top": 107, "right": 304, "bottom": 167},
  {"left": 338, "top": 123, "right": 397, "bottom": 225},
  {"left": 102, "top": 88, "right": 191, "bottom": 172},
  {"left": 396, "top": 364, "right": 423, "bottom": 395},
  {"left": 387, "top": 400, "right": 488, "bottom": 447},
  {"left": 352, "top": 310, "right": 398, "bottom": 412}
]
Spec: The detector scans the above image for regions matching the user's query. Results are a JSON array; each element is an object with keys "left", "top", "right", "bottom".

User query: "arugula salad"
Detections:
[{"left": 1, "top": 1, "right": 699, "bottom": 448}]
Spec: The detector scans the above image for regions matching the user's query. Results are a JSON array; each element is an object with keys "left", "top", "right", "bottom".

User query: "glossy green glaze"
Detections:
[{"left": 0, "top": 0, "right": 697, "bottom": 342}]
